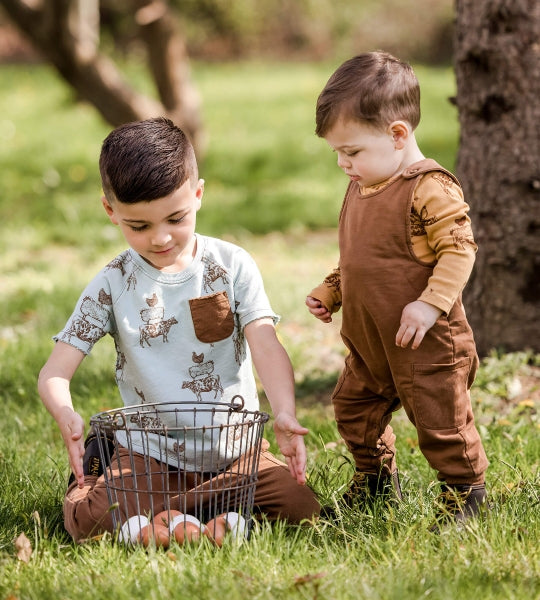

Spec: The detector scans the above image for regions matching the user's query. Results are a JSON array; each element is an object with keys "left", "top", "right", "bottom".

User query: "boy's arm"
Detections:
[
  {"left": 38, "top": 341, "right": 87, "bottom": 487},
  {"left": 244, "top": 318, "right": 309, "bottom": 485}
]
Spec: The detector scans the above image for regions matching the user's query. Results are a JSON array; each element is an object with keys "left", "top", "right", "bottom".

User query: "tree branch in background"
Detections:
[{"left": 0, "top": 0, "right": 204, "bottom": 156}]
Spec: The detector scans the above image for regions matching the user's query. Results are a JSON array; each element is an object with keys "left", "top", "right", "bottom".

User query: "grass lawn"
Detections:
[{"left": 0, "top": 61, "right": 538, "bottom": 599}]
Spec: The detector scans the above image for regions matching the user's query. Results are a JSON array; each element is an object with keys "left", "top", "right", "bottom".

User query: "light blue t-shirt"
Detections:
[{"left": 55, "top": 234, "right": 278, "bottom": 470}]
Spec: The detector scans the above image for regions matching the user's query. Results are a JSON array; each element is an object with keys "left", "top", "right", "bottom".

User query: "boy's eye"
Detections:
[
  {"left": 346, "top": 150, "right": 359, "bottom": 157},
  {"left": 130, "top": 224, "right": 148, "bottom": 232},
  {"left": 169, "top": 217, "right": 185, "bottom": 224}
]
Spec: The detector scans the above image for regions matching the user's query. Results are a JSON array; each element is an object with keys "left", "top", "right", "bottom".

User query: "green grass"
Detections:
[{"left": 1, "top": 61, "right": 538, "bottom": 599}]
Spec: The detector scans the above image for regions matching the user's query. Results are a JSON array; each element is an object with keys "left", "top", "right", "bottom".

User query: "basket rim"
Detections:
[{"left": 89, "top": 399, "right": 270, "bottom": 426}]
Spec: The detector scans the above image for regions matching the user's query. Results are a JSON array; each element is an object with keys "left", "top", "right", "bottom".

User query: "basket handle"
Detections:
[{"left": 230, "top": 395, "right": 245, "bottom": 411}]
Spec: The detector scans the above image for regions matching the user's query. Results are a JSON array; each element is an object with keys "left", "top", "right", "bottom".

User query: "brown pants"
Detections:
[
  {"left": 64, "top": 439, "right": 320, "bottom": 542},
  {"left": 332, "top": 345, "right": 488, "bottom": 485}
]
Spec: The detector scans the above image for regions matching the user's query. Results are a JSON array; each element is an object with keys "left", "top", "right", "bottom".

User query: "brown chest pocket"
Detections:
[{"left": 189, "top": 291, "right": 234, "bottom": 343}]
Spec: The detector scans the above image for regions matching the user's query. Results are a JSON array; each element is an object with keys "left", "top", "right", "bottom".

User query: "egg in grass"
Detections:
[
  {"left": 169, "top": 513, "right": 205, "bottom": 544},
  {"left": 138, "top": 522, "right": 171, "bottom": 548},
  {"left": 204, "top": 512, "right": 246, "bottom": 547}
]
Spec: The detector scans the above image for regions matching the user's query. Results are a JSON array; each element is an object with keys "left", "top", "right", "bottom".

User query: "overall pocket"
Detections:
[
  {"left": 189, "top": 291, "right": 234, "bottom": 343},
  {"left": 411, "top": 357, "right": 472, "bottom": 430}
]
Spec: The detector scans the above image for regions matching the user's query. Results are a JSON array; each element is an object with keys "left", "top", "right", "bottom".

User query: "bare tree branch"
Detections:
[{"left": 0, "top": 0, "right": 203, "bottom": 155}]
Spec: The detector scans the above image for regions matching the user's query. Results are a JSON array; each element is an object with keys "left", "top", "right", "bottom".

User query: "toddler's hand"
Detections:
[
  {"left": 273, "top": 413, "right": 309, "bottom": 486},
  {"left": 305, "top": 296, "right": 332, "bottom": 323},
  {"left": 396, "top": 300, "right": 442, "bottom": 350}
]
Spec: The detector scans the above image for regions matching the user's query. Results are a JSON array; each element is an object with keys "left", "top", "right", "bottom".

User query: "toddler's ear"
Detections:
[{"left": 389, "top": 121, "right": 410, "bottom": 149}]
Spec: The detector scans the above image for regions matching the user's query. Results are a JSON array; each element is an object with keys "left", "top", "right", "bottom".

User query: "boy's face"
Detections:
[
  {"left": 324, "top": 119, "right": 407, "bottom": 188},
  {"left": 102, "top": 178, "right": 204, "bottom": 273}
]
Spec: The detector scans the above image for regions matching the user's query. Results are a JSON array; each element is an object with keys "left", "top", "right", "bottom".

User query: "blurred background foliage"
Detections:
[
  {"left": 0, "top": 0, "right": 454, "bottom": 65},
  {"left": 0, "top": 0, "right": 458, "bottom": 240},
  {"left": 0, "top": 61, "right": 457, "bottom": 244}
]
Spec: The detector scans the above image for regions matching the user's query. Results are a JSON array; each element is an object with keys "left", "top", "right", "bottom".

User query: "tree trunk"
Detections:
[
  {"left": 0, "top": 0, "right": 203, "bottom": 156},
  {"left": 454, "top": 0, "right": 540, "bottom": 356}
]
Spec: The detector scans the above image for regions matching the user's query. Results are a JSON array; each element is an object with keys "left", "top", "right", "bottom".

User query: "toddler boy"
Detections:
[{"left": 306, "top": 52, "right": 489, "bottom": 525}]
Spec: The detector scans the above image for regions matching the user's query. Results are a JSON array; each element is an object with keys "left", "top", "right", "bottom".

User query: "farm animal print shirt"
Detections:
[
  {"left": 54, "top": 234, "right": 278, "bottom": 471},
  {"left": 309, "top": 165, "right": 477, "bottom": 316}
]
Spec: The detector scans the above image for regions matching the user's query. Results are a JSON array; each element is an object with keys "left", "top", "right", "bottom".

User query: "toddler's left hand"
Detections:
[
  {"left": 396, "top": 300, "right": 442, "bottom": 350},
  {"left": 273, "top": 413, "right": 309, "bottom": 486}
]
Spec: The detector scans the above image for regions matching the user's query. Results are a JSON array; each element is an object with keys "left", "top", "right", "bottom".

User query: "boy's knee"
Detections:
[
  {"left": 63, "top": 477, "right": 114, "bottom": 541},
  {"left": 254, "top": 453, "right": 320, "bottom": 522},
  {"left": 281, "top": 482, "right": 321, "bottom": 523}
]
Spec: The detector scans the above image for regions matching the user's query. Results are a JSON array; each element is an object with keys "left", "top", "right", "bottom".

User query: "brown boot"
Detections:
[
  {"left": 431, "top": 483, "right": 489, "bottom": 531},
  {"left": 321, "top": 469, "right": 402, "bottom": 519}
]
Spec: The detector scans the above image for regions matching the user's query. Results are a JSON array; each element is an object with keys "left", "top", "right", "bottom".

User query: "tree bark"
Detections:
[
  {"left": 454, "top": 0, "right": 540, "bottom": 356},
  {"left": 0, "top": 0, "right": 203, "bottom": 155}
]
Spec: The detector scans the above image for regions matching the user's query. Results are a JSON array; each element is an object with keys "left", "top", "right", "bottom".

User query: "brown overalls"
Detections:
[{"left": 333, "top": 159, "right": 488, "bottom": 485}]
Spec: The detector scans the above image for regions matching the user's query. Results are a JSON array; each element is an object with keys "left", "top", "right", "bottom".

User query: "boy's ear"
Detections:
[
  {"left": 389, "top": 121, "right": 410, "bottom": 150},
  {"left": 101, "top": 195, "right": 119, "bottom": 224},
  {"left": 195, "top": 179, "right": 204, "bottom": 210}
]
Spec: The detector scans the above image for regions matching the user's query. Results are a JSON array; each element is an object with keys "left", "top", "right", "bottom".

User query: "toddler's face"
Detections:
[
  {"left": 324, "top": 119, "right": 406, "bottom": 188},
  {"left": 102, "top": 178, "right": 204, "bottom": 273}
]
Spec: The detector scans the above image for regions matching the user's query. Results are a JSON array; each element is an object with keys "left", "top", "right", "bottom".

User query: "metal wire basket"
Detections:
[{"left": 89, "top": 396, "right": 269, "bottom": 543}]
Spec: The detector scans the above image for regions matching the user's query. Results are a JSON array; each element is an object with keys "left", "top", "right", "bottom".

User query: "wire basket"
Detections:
[{"left": 89, "top": 396, "right": 269, "bottom": 544}]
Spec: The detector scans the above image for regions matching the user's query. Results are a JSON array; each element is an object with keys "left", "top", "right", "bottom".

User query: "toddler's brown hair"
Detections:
[{"left": 315, "top": 51, "right": 421, "bottom": 136}]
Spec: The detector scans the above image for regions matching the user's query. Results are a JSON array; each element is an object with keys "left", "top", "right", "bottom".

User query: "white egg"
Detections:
[{"left": 118, "top": 514, "right": 150, "bottom": 544}]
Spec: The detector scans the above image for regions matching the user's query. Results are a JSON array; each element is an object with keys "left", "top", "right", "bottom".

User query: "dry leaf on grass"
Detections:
[
  {"left": 294, "top": 572, "right": 327, "bottom": 586},
  {"left": 14, "top": 532, "right": 32, "bottom": 563}
]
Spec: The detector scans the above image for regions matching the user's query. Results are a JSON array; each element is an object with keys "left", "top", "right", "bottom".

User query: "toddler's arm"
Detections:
[
  {"left": 245, "top": 318, "right": 309, "bottom": 485},
  {"left": 414, "top": 173, "right": 477, "bottom": 314},
  {"left": 38, "top": 342, "right": 87, "bottom": 487},
  {"left": 306, "top": 267, "right": 342, "bottom": 323}
]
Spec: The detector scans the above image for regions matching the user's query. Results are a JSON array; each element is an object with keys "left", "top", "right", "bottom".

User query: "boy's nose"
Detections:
[{"left": 151, "top": 228, "right": 172, "bottom": 246}]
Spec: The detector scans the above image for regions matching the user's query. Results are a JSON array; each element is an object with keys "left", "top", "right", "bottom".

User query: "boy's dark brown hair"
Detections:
[
  {"left": 99, "top": 117, "right": 198, "bottom": 204},
  {"left": 315, "top": 51, "right": 421, "bottom": 136}
]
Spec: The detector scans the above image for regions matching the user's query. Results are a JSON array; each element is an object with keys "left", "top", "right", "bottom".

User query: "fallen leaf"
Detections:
[
  {"left": 231, "top": 569, "right": 254, "bottom": 582},
  {"left": 14, "top": 532, "right": 32, "bottom": 563},
  {"left": 294, "top": 572, "right": 327, "bottom": 586}
]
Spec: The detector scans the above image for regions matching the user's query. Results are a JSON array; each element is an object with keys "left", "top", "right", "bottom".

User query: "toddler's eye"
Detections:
[
  {"left": 169, "top": 217, "right": 185, "bottom": 225},
  {"left": 130, "top": 224, "right": 148, "bottom": 232}
]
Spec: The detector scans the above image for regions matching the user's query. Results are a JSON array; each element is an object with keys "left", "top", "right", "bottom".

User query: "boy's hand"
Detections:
[
  {"left": 306, "top": 296, "right": 332, "bottom": 323},
  {"left": 396, "top": 300, "right": 442, "bottom": 350},
  {"left": 57, "top": 407, "right": 86, "bottom": 487},
  {"left": 273, "top": 413, "right": 309, "bottom": 486}
]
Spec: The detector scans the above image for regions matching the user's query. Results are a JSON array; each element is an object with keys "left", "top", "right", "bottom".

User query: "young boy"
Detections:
[
  {"left": 38, "top": 117, "right": 319, "bottom": 543},
  {"left": 306, "top": 52, "right": 489, "bottom": 524}
]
